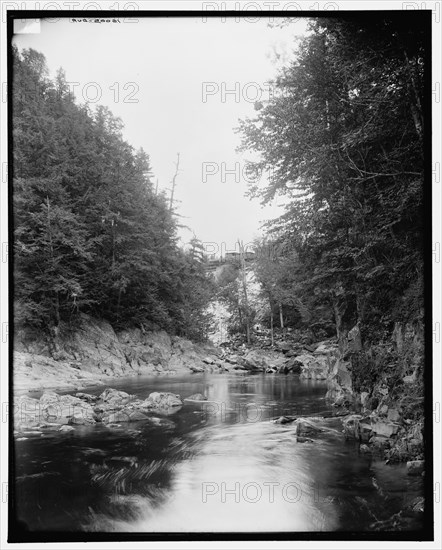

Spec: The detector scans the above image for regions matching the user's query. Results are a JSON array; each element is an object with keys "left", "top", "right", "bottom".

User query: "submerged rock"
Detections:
[
  {"left": 342, "top": 414, "right": 362, "bottom": 439},
  {"left": 274, "top": 416, "right": 296, "bottom": 424},
  {"left": 59, "top": 425, "right": 75, "bottom": 432},
  {"left": 406, "top": 496, "right": 425, "bottom": 513},
  {"left": 295, "top": 417, "right": 324, "bottom": 436},
  {"left": 102, "top": 409, "right": 149, "bottom": 424},
  {"left": 184, "top": 393, "right": 207, "bottom": 401},
  {"left": 68, "top": 409, "right": 96, "bottom": 425},
  {"left": 296, "top": 436, "right": 314, "bottom": 443}
]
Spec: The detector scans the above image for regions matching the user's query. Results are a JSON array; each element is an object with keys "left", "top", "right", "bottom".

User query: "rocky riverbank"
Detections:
[
  {"left": 13, "top": 314, "right": 229, "bottom": 393},
  {"left": 14, "top": 316, "right": 424, "bottom": 465},
  {"left": 13, "top": 315, "right": 324, "bottom": 393}
]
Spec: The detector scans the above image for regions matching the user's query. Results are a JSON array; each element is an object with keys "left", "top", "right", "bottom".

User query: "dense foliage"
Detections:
[
  {"left": 13, "top": 47, "right": 214, "bottom": 340},
  {"left": 238, "top": 15, "right": 427, "bottom": 347}
]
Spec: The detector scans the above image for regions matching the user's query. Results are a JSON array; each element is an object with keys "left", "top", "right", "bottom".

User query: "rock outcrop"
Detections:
[
  {"left": 325, "top": 358, "right": 354, "bottom": 405},
  {"left": 14, "top": 314, "right": 224, "bottom": 392}
]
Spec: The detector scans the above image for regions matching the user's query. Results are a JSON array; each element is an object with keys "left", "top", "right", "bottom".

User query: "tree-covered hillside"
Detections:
[
  {"left": 12, "top": 46, "right": 214, "bottom": 341},
  {"left": 237, "top": 15, "right": 427, "bottom": 349}
]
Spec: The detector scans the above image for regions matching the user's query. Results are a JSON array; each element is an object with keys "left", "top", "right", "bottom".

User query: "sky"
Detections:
[{"left": 13, "top": 15, "right": 308, "bottom": 256}]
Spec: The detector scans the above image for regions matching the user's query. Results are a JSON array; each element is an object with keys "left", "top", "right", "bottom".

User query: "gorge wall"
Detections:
[{"left": 13, "top": 314, "right": 225, "bottom": 392}]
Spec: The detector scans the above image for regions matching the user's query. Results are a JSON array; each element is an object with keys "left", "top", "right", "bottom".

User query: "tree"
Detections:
[
  {"left": 238, "top": 14, "right": 426, "bottom": 345},
  {"left": 13, "top": 47, "right": 215, "bottom": 341}
]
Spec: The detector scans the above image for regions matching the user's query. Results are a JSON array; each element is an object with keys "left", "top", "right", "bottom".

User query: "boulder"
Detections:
[
  {"left": 342, "top": 414, "right": 374, "bottom": 441},
  {"left": 406, "top": 496, "right": 424, "bottom": 513},
  {"left": 68, "top": 409, "right": 96, "bottom": 425},
  {"left": 274, "top": 416, "right": 296, "bottom": 424},
  {"left": 127, "top": 410, "right": 150, "bottom": 421},
  {"left": 102, "top": 409, "right": 149, "bottom": 424},
  {"left": 282, "top": 357, "right": 302, "bottom": 374},
  {"left": 40, "top": 394, "right": 94, "bottom": 425},
  {"left": 325, "top": 358, "right": 354, "bottom": 405},
  {"left": 59, "top": 425, "right": 75, "bottom": 432},
  {"left": 403, "top": 374, "right": 417, "bottom": 385},
  {"left": 242, "top": 350, "right": 264, "bottom": 371},
  {"left": 314, "top": 342, "right": 338, "bottom": 357},
  {"left": 40, "top": 392, "right": 60, "bottom": 406},
  {"left": 342, "top": 414, "right": 362, "bottom": 439},
  {"left": 75, "top": 392, "right": 99, "bottom": 403},
  {"left": 189, "top": 365, "right": 205, "bottom": 373},
  {"left": 360, "top": 392, "right": 370, "bottom": 408},
  {"left": 406, "top": 460, "right": 425, "bottom": 476},
  {"left": 276, "top": 342, "right": 291, "bottom": 353},
  {"left": 218, "top": 362, "right": 230, "bottom": 372},
  {"left": 293, "top": 354, "right": 316, "bottom": 368},
  {"left": 99, "top": 388, "right": 131, "bottom": 405},
  {"left": 371, "top": 420, "right": 399, "bottom": 438},
  {"left": 233, "top": 364, "right": 248, "bottom": 371},
  {"left": 298, "top": 353, "right": 332, "bottom": 380},
  {"left": 369, "top": 436, "right": 391, "bottom": 450},
  {"left": 295, "top": 417, "right": 324, "bottom": 436},
  {"left": 145, "top": 392, "right": 182, "bottom": 408},
  {"left": 387, "top": 408, "right": 400, "bottom": 422},
  {"left": 359, "top": 421, "right": 373, "bottom": 442},
  {"left": 242, "top": 349, "right": 286, "bottom": 372}
]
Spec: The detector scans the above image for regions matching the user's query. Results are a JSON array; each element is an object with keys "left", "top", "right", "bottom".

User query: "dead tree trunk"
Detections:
[
  {"left": 279, "top": 302, "right": 284, "bottom": 329},
  {"left": 169, "top": 153, "right": 180, "bottom": 211},
  {"left": 238, "top": 240, "right": 251, "bottom": 345}
]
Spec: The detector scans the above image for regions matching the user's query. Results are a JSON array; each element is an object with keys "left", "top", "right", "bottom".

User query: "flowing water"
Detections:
[{"left": 13, "top": 373, "right": 424, "bottom": 533}]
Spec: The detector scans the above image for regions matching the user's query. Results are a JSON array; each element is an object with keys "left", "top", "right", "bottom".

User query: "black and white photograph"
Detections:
[{"left": 2, "top": 2, "right": 439, "bottom": 545}]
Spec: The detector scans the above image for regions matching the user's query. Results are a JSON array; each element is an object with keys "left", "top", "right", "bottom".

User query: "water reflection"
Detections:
[{"left": 14, "top": 373, "right": 423, "bottom": 533}]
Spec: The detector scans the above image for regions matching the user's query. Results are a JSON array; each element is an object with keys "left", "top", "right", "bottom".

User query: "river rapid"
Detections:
[{"left": 14, "top": 373, "right": 424, "bottom": 533}]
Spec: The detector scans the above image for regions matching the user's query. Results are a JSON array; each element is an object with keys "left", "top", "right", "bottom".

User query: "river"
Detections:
[{"left": 13, "top": 373, "right": 424, "bottom": 533}]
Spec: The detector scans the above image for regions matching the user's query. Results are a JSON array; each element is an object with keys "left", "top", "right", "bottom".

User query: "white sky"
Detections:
[{"left": 13, "top": 16, "right": 307, "bottom": 255}]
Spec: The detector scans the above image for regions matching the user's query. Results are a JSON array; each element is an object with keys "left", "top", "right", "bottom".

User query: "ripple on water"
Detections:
[{"left": 14, "top": 374, "right": 424, "bottom": 533}]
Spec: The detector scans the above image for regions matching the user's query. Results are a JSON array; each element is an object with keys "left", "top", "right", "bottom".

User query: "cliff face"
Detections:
[
  {"left": 13, "top": 314, "right": 224, "bottom": 392},
  {"left": 322, "top": 323, "right": 425, "bottom": 463}
]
